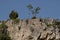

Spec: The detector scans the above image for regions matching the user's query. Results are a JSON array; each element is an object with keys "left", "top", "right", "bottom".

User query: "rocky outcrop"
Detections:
[{"left": 5, "top": 19, "right": 60, "bottom": 40}]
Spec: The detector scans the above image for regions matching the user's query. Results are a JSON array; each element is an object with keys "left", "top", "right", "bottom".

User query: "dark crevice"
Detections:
[
  {"left": 37, "top": 34, "right": 41, "bottom": 40},
  {"left": 30, "top": 26, "right": 34, "bottom": 33},
  {"left": 26, "top": 19, "right": 28, "bottom": 24},
  {"left": 28, "top": 36, "right": 33, "bottom": 40},
  {"left": 18, "top": 26, "right": 21, "bottom": 30}
]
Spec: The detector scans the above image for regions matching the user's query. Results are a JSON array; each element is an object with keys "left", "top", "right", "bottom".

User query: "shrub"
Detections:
[
  {"left": 9, "top": 10, "right": 18, "bottom": 20},
  {"left": 0, "top": 34, "right": 11, "bottom": 40},
  {"left": 14, "top": 18, "right": 20, "bottom": 23},
  {"left": 46, "top": 24, "right": 52, "bottom": 27},
  {"left": 0, "top": 22, "right": 11, "bottom": 40},
  {"left": 39, "top": 18, "right": 43, "bottom": 22},
  {"left": 0, "top": 24, "right": 3, "bottom": 29},
  {"left": 32, "top": 16, "right": 36, "bottom": 19},
  {"left": 0, "top": 23, "right": 5, "bottom": 29}
]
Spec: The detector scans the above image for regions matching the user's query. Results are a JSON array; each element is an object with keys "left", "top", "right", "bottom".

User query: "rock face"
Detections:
[{"left": 5, "top": 19, "right": 60, "bottom": 40}]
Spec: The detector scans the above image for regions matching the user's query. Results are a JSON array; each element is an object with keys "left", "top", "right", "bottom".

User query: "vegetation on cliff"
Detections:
[
  {"left": 0, "top": 21, "right": 11, "bottom": 40},
  {"left": 0, "top": 4, "right": 60, "bottom": 40}
]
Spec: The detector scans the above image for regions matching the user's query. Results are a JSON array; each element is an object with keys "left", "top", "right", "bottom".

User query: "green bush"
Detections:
[
  {"left": 0, "top": 23, "right": 5, "bottom": 29},
  {"left": 0, "top": 23, "right": 11, "bottom": 40},
  {"left": 46, "top": 24, "right": 52, "bottom": 27},
  {"left": 13, "top": 18, "right": 20, "bottom": 24},
  {"left": 0, "top": 34, "right": 11, "bottom": 40},
  {"left": 32, "top": 16, "right": 36, "bottom": 19},
  {"left": 0, "top": 24, "right": 3, "bottom": 29},
  {"left": 9, "top": 10, "right": 18, "bottom": 20}
]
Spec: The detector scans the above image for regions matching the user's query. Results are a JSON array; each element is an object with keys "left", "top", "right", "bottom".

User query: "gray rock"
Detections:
[{"left": 5, "top": 19, "right": 60, "bottom": 40}]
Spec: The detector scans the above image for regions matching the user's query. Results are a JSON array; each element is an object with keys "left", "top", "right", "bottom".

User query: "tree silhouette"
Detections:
[
  {"left": 27, "top": 4, "right": 40, "bottom": 19},
  {"left": 9, "top": 10, "right": 18, "bottom": 20}
]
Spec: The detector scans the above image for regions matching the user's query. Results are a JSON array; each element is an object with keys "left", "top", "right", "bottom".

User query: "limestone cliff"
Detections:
[{"left": 4, "top": 18, "right": 60, "bottom": 40}]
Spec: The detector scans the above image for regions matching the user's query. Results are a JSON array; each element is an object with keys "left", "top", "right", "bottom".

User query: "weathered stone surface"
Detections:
[{"left": 5, "top": 19, "right": 60, "bottom": 40}]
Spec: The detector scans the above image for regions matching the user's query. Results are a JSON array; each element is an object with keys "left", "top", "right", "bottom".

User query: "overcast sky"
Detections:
[{"left": 0, "top": 0, "right": 60, "bottom": 20}]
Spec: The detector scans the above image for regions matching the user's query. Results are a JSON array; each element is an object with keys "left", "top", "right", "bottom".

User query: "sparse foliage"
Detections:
[
  {"left": 27, "top": 4, "right": 33, "bottom": 10},
  {"left": 46, "top": 24, "right": 52, "bottom": 27},
  {"left": 27, "top": 4, "right": 40, "bottom": 19},
  {"left": 53, "top": 19, "right": 60, "bottom": 28},
  {"left": 0, "top": 22, "right": 11, "bottom": 40},
  {"left": 14, "top": 18, "right": 20, "bottom": 23}
]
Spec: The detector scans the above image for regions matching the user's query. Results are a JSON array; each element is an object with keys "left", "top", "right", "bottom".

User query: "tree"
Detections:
[
  {"left": 27, "top": 4, "right": 40, "bottom": 19},
  {"left": 9, "top": 10, "right": 18, "bottom": 20}
]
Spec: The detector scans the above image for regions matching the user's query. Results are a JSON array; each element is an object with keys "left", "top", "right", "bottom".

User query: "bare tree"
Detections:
[{"left": 27, "top": 4, "right": 40, "bottom": 19}]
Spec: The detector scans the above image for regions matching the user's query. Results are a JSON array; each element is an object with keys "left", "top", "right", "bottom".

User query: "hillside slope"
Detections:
[{"left": 3, "top": 18, "right": 60, "bottom": 40}]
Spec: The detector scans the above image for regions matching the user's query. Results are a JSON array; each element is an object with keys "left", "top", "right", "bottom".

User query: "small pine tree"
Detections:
[{"left": 9, "top": 10, "right": 18, "bottom": 20}]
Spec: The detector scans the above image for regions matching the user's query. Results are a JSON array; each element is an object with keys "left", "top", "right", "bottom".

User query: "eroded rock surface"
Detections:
[{"left": 5, "top": 19, "right": 60, "bottom": 40}]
